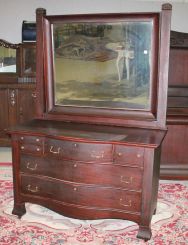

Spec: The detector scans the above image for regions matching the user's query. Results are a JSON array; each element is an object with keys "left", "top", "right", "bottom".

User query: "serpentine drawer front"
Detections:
[
  {"left": 10, "top": 120, "right": 165, "bottom": 242},
  {"left": 20, "top": 154, "right": 143, "bottom": 190},
  {"left": 45, "top": 138, "right": 113, "bottom": 162},
  {"left": 21, "top": 175, "right": 142, "bottom": 213}
]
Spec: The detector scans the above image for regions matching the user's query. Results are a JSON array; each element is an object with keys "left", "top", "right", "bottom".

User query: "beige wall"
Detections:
[{"left": 0, "top": 0, "right": 188, "bottom": 43}]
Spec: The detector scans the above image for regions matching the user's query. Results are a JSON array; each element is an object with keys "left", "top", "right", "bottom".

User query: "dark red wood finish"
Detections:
[
  {"left": 0, "top": 88, "right": 9, "bottom": 145},
  {"left": 9, "top": 119, "right": 166, "bottom": 241},
  {"left": 0, "top": 40, "right": 37, "bottom": 146},
  {"left": 0, "top": 83, "right": 36, "bottom": 146},
  {"left": 35, "top": 5, "right": 171, "bottom": 130},
  {"left": 160, "top": 30, "right": 188, "bottom": 179},
  {"left": 9, "top": 4, "right": 171, "bottom": 242}
]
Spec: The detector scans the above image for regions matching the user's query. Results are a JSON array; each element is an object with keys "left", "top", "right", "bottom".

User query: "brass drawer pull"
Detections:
[
  {"left": 31, "top": 92, "right": 37, "bottom": 98},
  {"left": 91, "top": 150, "right": 104, "bottom": 159},
  {"left": 121, "top": 176, "right": 133, "bottom": 184},
  {"left": 21, "top": 146, "right": 25, "bottom": 150},
  {"left": 49, "top": 146, "right": 61, "bottom": 154},
  {"left": 91, "top": 154, "right": 102, "bottom": 159},
  {"left": 120, "top": 198, "right": 132, "bottom": 207},
  {"left": 27, "top": 184, "right": 39, "bottom": 193},
  {"left": 26, "top": 162, "right": 37, "bottom": 171},
  {"left": 36, "top": 138, "right": 40, "bottom": 142},
  {"left": 20, "top": 136, "right": 24, "bottom": 140},
  {"left": 137, "top": 153, "right": 142, "bottom": 158},
  {"left": 117, "top": 152, "right": 122, "bottom": 157}
]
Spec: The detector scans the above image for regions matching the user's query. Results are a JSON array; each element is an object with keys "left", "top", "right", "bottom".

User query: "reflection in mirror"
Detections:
[
  {"left": 52, "top": 21, "right": 152, "bottom": 110},
  {"left": 23, "top": 46, "right": 36, "bottom": 75},
  {"left": 0, "top": 40, "right": 18, "bottom": 73}
]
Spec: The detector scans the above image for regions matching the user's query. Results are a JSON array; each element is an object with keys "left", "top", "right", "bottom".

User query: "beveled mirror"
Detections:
[{"left": 53, "top": 21, "right": 153, "bottom": 111}]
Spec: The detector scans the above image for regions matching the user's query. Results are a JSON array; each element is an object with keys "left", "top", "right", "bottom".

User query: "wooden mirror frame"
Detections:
[{"left": 35, "top": 4, "right": 172, "bottom": 129}]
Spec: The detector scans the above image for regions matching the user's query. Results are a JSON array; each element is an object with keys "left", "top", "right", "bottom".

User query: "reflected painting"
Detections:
[{"left": 52, "top": 21, "right": 152, "bottom": 110}]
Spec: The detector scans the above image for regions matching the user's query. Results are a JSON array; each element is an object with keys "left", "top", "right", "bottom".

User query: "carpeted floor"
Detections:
[{"left": 0, "top": 163, "right": 188, "bottom": 245}]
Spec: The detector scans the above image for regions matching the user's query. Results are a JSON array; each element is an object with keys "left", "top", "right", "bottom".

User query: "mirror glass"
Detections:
[
  {"left": 0, "top": 46, "right": 16, "bottom": 73},
  {"left": 22, "top": 45, "right": 36, "bottom": 76},
  {"left": 52, "top": 21, "right": 152, "bottom": 110}
]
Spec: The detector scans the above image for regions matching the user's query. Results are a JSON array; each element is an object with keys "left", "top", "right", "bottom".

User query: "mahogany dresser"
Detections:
[
  {"left": 10, "top": 119, "right": 165, "bottom": 240},
  {"left": 8, "top": 4, "right": 172, "bottom": 241}
]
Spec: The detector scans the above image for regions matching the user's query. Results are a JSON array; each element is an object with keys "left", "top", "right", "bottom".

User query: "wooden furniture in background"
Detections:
[
  {"left": 0, "top": 40, "right": 36, "bottom": 146},
  {"left": 20, "top": 42, "right": 36, "bottom": 77},
  {"left": 160, "top": 31, "right": 188, "bottom": 179},
  {"left": 8, "top": 4, "right": 172, "bottom": 241}
]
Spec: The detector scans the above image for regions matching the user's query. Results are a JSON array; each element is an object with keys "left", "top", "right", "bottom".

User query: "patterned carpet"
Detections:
[{"left": 0, "top": 163, "right": 188, "bottom": 245}]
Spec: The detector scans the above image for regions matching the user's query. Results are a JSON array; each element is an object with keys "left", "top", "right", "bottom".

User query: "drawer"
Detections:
[
  {"left": 45, "top": 139, "right": 113, "bottom": 162},
  {"left": 19, "top": 135, "right": 44, "bottom": 155},
  {"left": 21, "top": 175, "right": 141, "bottom": 213},
  {"left": 20, "top": 144, "right": 43, "bottom": 155},
  {"left": 19, "top": 135, "right": 44, "bottom": 145},
  {"left": 114, "top": 145, "right": 144, "bottom": 166},
  {"left": 20, "top": 155, "right": 142, "bottom": 190}
]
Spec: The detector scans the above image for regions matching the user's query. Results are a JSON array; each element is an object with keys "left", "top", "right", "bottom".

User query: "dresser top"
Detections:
[{"left": 8, "top": 119, "right": 166, "bottom": 148}]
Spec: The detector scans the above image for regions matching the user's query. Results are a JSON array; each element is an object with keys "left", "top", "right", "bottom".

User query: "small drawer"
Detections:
[
  {"left": 20, "top": 144, "right": 43, "bottom": 155},
  {"left": 114, "top": 145, "right": 144, "bottom": 166},
  {"left": 45, "top": 139, "right": 113, "bottom": 162},
  {"left": 19, "top": 135, "right": 44, "bottom": 155},
  {"left": 20, "top": 155, "right": 142, "bottom": 191},
  {"left": 19, "top": 135, "right": 44, "bottom": 145},
  {"left": 21, "top": 175, "right": 141, "bottom": 213}
]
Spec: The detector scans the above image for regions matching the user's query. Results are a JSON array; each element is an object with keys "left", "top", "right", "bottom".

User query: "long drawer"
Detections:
[
  {"left": 21, "top": 175, "right": 141, "bottom": 213},
  {"left": 45, "top": 138, "right": 113, "bottom": 162},
  {"left": 20, "top": 154, "right": 142, "bottom": 190}
]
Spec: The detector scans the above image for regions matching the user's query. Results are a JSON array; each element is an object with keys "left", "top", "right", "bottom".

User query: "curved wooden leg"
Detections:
[
  {"left": 137, "top": 225, "right": 152, "bottom": 241},
  {"left": 12, "top": 203, "right": 26, "bottom": 219}
]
